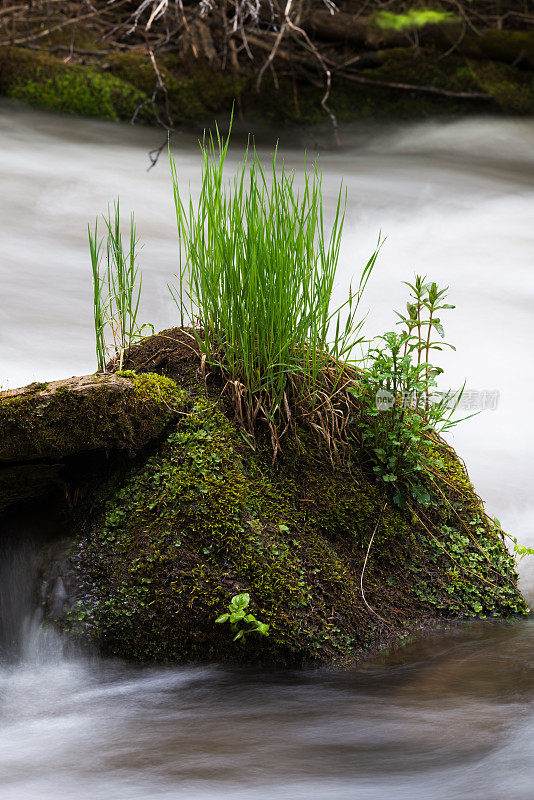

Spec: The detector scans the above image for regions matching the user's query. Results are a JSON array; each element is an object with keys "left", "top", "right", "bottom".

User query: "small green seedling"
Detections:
[
  {"left": 495, "top": 517, "right": 534, "bottom": 562},
  {"left": 215, "top": 593, "right": 269, "bottom": 642}
]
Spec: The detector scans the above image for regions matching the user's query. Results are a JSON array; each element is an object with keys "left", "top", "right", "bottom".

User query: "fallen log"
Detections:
[
  {"left": 302, "top": 11, "right": 534, "bottom": 69},
  {"left": 0, "top": 371, "right": 188, "bottom": 511}
]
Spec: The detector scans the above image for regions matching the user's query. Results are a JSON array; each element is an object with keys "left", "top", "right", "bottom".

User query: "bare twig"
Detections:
[
  {"left": 256, "top": 0, "right": 292, "bottom": 90},
  {"left": 336, "top": 69, "right": 492, "bottom": 100}
]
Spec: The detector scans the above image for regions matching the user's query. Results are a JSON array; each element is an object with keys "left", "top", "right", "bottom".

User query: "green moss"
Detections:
[
  {"left": 407, "top": 442, "right": 526, "bottom": 617},
  {"left": 373, "top": 9, "right": 459, "bottom": 32},
  {"left": 467, "top": 59, "right": 534, "bottom": 114},
  {"left": 106, "top": 52, "right": 246, "bottom": 123},
  {"left": 25, "top": 381, "right": 49, "bottom": 394},
  {"left": 476, "top": 30, "right": 534, "bottom": 70},
  {"left": 65, "top": 394, "right": 526, "bottom": 668},
  {"left": 0, "top": 48, "right": 148, "bottom": 121},
  {"left": 369, "top": 48, "right": 534, "bottom": 116},
  {"left": 0, "top": 372, "right": 189, "bottom": 462},
  {"left": 244, "top": 48, "right": 494, "bottom": 126}
]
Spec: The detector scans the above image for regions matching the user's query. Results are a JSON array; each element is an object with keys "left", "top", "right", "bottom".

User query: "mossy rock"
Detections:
[{"left": 61, "top": 373, "right": 526, "bottom": 668}]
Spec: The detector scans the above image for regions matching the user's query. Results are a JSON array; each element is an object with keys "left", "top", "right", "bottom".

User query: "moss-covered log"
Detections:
[
  {"left": 0, "top": 371, "right": 188, "bottom": 511},
  {"left": 305, "top": 12, "right": 534, "bottom": 70}
]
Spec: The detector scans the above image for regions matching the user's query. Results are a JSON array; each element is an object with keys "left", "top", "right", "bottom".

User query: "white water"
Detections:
[{"left": 1, "top": 101, "right": 533, "bottom": 798}]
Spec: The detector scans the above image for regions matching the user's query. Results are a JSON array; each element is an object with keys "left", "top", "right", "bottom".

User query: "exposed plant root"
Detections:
[{"left": 360, "top": 501, "right": 389, "bottom": 623}]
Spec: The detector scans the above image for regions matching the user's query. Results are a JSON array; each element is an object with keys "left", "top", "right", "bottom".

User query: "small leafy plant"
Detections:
[
  {"left": 495, "top": 517, "right": 534, "bottom": 562},
  {"left": 215, "top": 593, "right": 269, "bottom": 642},
  {"left": 351, "top": 276, "right": 468, "bottom": 507}
]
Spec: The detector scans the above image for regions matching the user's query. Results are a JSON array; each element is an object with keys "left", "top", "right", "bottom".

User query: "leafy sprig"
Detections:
[{"left": 215, "top": 593, "right": 270, "bottom": 642}]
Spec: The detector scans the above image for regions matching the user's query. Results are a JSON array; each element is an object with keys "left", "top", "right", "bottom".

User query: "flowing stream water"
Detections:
[{"left": 0, "top": 100, "right": 533, "bottom": 799}]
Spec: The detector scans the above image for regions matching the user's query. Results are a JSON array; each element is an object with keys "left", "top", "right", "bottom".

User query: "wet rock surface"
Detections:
[{"left": 0, "top": 371, "right": 187, "bottom": 512}]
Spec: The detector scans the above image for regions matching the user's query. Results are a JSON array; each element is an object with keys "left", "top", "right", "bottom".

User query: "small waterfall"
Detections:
[{"left": 0, "top": 535, "right": 68, "bottom": 666}]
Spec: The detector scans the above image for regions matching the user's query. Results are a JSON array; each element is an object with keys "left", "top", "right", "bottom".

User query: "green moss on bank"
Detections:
[
  {"left": 2, "top": 42, "right": 534, "bottom": 127},
  {"left": 467, "top": 59, "right": 534, "bottom": 115},
  {"left": 468, "top": 30, "right": 534, "bottom": 71},
  {"left": 105, "top": 52, "right": 246, "bottom": 122},
  {"left": 65, "top": 391, "right": 526, "bottom": 668},
  {"left": 0, "top": 48, "right": 148, "bottom": 120}
]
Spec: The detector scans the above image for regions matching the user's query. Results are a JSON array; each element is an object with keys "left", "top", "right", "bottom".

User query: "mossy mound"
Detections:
[{"left": 60, "top": 348, "right": 526, "bottom": 668}]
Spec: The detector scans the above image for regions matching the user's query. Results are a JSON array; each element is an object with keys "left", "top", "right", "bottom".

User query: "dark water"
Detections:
[{"left": 0, "top": 103, "right": 533, "bottom": 798}]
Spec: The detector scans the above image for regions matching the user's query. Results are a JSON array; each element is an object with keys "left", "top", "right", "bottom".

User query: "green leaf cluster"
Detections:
[
  {"left": 351, "top": 276, "right": 469, "bottom": 508},
  {"left": 215, "top": 593, "right": 270, "bottom": 642}
]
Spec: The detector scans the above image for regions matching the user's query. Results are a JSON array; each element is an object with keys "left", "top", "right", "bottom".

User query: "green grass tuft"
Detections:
[{"left": 169, "top": 120, "right": 380, "bottom": 454}]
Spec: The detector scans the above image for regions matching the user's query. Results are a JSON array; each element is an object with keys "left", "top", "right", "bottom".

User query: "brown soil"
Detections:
[{"left": 109, "top": 328, "right": 202, "bottom": 390}]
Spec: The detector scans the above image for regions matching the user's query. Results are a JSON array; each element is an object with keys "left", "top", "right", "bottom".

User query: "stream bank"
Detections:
[
  {"left": 1, "top": 42, "right": 533, "bottom": 127},
  {"left": 1, "top": 0, "right": 534, "bottom": 128}
]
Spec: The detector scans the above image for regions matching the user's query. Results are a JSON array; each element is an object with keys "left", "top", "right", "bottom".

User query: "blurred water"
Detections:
[{"left": 0, "top": 101, "right": 533, "bottom": 799}]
